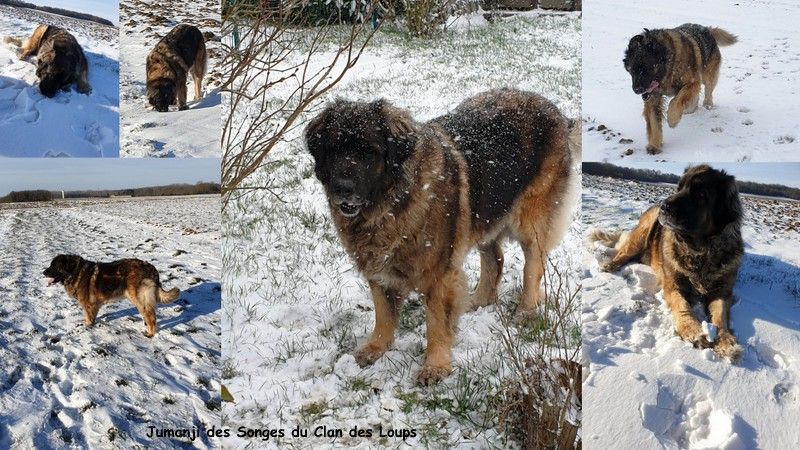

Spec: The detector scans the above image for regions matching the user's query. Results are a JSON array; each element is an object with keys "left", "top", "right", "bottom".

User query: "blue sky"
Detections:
[
  {"left": 612, "top": 162, "right": 800, "bottom": 189},
  {"left": 29, "top": 1, "right": 118, "bottom": 25},
  {"left": 0, "top": 159, "right": 219, "bottom": 196}
]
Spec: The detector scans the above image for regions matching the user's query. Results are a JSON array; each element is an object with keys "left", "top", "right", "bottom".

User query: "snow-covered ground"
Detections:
[
  {"left": 0, "top": 196, "right": 222, "bottom": 449},
  {"left": 582, "top": 175, "right": 800, "bottom": 449},
  {"left": 120, "top": 0, "right": 221, "bottom": 157},
  {"left": 222, "top": 12, "right": 581, "bottom": 448},
  {"left": 0, "top": 5, "right": 119, "bottom": 157},
  {"left": 583, "top": 0, "right": 800, "bottom": 162}
]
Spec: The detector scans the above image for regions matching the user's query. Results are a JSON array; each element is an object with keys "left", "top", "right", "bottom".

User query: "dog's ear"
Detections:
[
  {"left": 61, "top": 255, "right": 83, "bottom": 274},
  {"left": 714, "top": 172, "right": 742, "bottom": 231},
  {"left": 48, "top": 254, "right": 79, "bottom": 277},
  {"left": 305, "top": 105, "right": 331, "bottom": 162},
  {"left": 372, "top": 99, "right": 417, "bottom": 170}
]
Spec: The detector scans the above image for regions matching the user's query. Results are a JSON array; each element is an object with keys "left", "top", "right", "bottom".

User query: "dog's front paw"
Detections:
[
  {"left": 469, "top": 293, "right": 497, "bottom": 311},
  {"left": 600, "top": 258, "right": 623, "bottom": 272},
  {"left": 676, "top": 320, "right": 711, "bottom": 349},
  {"left": 416, "top": 363, "right": 452, "bottom": 385},
  {"left": 713, "top": 331, "right": 742, "bottom": 361},
  {"left": 513, "top": 308, "right": 537, "bottom": 325},
  {"left": 354, "top": 343, "right": 387, "bottom": 367},
  {"left": 646, "top": 144, "right": 662, "bottom": 155}
]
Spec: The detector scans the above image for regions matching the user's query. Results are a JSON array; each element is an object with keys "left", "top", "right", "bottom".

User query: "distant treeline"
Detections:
[
  {"left": 584, "top": 162, "right": 800, "bottom": 200},
  {"left": 62, "top": 182, "right": 221, "bottom": 199},
  {"left": 1, "top": 190, "right": 53, "bottom": 203},
  {"left": 1, "top": 183, "right": 220, "bottom": 203},
  {"left": 0, "top": 0, "right": 114, "bottom": 26}
]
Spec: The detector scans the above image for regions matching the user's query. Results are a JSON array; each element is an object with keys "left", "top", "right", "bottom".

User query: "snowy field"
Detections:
[
  {"left": 582, "top": 175, "right": 800, "bottom": 449},
  {"left": 0, "top": 196, "right": 222, "bottom": 449},
  {"left": 0, "top": 5, "right": 119, "bottom": 157},
  {"left": 222, "top": 12, "right": 581, "bottom": 448},
  {"left": 120, "top": 0, "right": 222, "bottom": 157},
  {"left": 583, "top": 0, "right": 800, "bottom": 162}
]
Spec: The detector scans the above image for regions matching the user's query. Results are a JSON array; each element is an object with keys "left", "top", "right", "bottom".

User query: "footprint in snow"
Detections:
[{"left": 772, "top": 383, "right": 798, "bottom": 405}]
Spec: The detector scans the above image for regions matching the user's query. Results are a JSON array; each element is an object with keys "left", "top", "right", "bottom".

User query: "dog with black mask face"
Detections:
[
  {"left": 305, "top": 88, "right": 579, "bottom": 384},
  {"left": 19, "top": 24, "right": 91, "bottom": 98},
  {"left": 43, "top": 255, "right": 180, "bottom": 337},
  {"left": 591, "top": 165, "right": 744, "bottom": 360},
  {"left": 623, "top": 24, "right": 736, "bottom": 154}
]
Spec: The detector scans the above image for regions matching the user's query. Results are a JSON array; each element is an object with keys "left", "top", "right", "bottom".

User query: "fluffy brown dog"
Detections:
[
  {"left": 43, "top": 255, "right": 180, "bottom": 337},
  {"left": 591, "top": 165, "right": 743, "bottom": 359},
  {"left": 623, "top": 24, "right": 737, "bottom": 154},
  {"left": 146, "top": 24, "right": 207, "bottom": 112},
  {"left": 305, "top": 88, "right": 579, "bottom": 383},
  {"left": 19, "top": 24, "right": 91, "bottom": 98}
]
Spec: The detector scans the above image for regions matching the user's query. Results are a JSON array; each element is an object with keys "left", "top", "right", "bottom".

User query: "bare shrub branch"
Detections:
[{"left": 220, "top": 1, "right": 381, "bottom": 205}]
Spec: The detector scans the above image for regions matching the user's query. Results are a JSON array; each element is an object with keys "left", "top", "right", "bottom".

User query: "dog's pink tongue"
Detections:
[
  {"left": 645, "top": 80, "right": 659, "bottom": 94},
  {"left": 46, "top": 278, "right": 55, "bottom": 286}
]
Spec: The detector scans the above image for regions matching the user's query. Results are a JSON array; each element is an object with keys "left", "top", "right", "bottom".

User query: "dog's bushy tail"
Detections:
[
  {"left": 709, "top": 27, "right": 737, "bottom": 46},
  {"left": 158, "top": 287, "right": 180, "bottom": 303},
  {"left": 3, "top": 36, "right": 22, "bottom": 47},
  {"left": 588, "top": 229, "right": 624, "bottom": 248}
]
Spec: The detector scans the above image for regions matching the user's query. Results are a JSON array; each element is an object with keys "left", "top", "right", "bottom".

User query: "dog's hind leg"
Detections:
[
  {"left": 702, "top": 52, "right": 721, "bottom": 109},
  {"left": 191, "top": 44, "right": 206, "bottom": 101},
  {"left": 469, "top": 240, "right": 503, "bottom": 310},
  {"left": 18, "top": 24, "right": 46, "bottom": 60},
  {"left": 76, "top": 64, "right": 91, "bottom": 95},
  {"left": 176, "top": 74, "right": 188, "bottom": 110},
  {"left": 355, "top": 282, "right": 406, "bottom": 367},
  {"left": 518, "top": 242, "right": 546, "bottom": 320},
  {"left": 191, "top": 70, "right": 202, "bottom": 102},
  {"left": 601, "top": 206, "right": 659, "bottom": 272},
  {"left": 132, "top": 282, "right": 159, "bottom": 337}
]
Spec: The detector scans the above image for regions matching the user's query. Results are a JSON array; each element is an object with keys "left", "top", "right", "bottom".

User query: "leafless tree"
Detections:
[{"left": 220, "top": 1, "right": 381, "bottom": 205}]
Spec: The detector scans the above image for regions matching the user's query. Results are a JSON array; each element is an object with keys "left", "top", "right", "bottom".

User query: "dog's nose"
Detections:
[
  {"left": 660, "top": 202, "right": 672, "bottom": 214},
  {"left": 332, "top": 178, "right": 355, "bottom": 198}
]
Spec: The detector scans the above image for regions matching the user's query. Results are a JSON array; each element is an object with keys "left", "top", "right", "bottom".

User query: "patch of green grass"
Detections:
[
  {"left": 221, "top": 360, "right": 239, "bottom": 380},
  {"left": 399, "top": 295, "right": 426, "bottom": 332},
  {"left": 396, "top": 391, "right": 420, "bottom": 414},
  {"left": 347, "top": 377, "right": 371, "bottom": 392},
  {"left": 319, "top": 311, "right": 358, "bottom": 357},
  {"left": 296, "top": 208, "right": 323, "bottom": 233},
  {"left": 274, "top": 339, "right": 305, "bottom": 365},
  {"left": 569, "top": 324, "right": 581, "bottom": 347},
  {"left": 517, "top": 314, "right": 552, "bottom": 344},
  {"left": 298, "top": 400, "right": 328, "bottom": 423}
]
